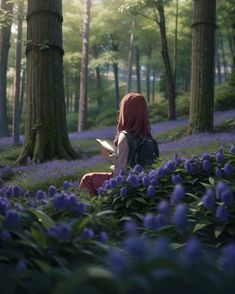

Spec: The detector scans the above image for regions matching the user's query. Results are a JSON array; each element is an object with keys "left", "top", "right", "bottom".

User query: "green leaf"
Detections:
[
  {"left": 27, "top": 209, "right": 54, "bottom": 229},
  {"left": 126, "top": 200, "right": 132, "bottom": 208},
  {"left": 96, "top": 210, "right": 116, "bottom": 217},
  {"left": 31, "top": 227, "right": 48, "bottom": 249},
  {"left": 193, "top": 222, "right": 211, "bottom": 233},
  {"left": 208, "top": 177, "right": 215, "bottom": 185},
  {"left": 134, "top": 197, "right": 148, "bottom": 204},
  {"left": 32, "top": 258, "right": 52, "bottom": 274},
  {"left": 170, "top": 243, "right": 185, "bottom": 250},
  {"left": 186, "top": 193, "right": 200, "bottom": 201},
  {"left": 215, "top": 225, "right": 226, "bottom": 238},
  {"left": 73, "top": 216, "right": 91, "bottom": 235}
]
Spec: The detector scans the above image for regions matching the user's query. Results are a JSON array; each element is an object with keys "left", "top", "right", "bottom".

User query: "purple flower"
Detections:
[
  {"left": 116, "top": 175, "right": 125, "bottom": 185},
  {"left": 36, "top": 190, "right": 45, "bottom": 200},
  {"left": 202, "top": 152, "right": 210, "bottom": 160},
  {"left": 166, "top": 161, "right": 176, "bottom": 171},
  {"left": 154, "top": 213, "right": 168, "bottom": 230},
  {"left": 153, "top": 238, "right": 172, "bottom": 258},
  {"left": 133, "top": 164, "right": 144, "bottom": 174},
  {"left": 127, "top": 174, "right": 139, "bottom": 188},
  {"left": 156, "top": 166, "right": 165, "bottom": 178},
  {"left": 124, "top": 236, "right": 148, "bottom": 259},
  {"left": 68, "top": 194, "right": 78, "bottom": 207},
  {"left": 142, "top": 176, "right": 150, "bottom": 187},
  {"left": 147, "top": 185, "right": 155, "bottom": 198},
  {"left": 124, "top": 221, "right": 137, "bottom": 235},
  {"left": 221, "top": 189, "right": 233, "bottom": 207},
  {"left": 13, "top": 186, "right": 21, "bottom": 197},
  {"left": 215, "top": 167, "right": 222, "bottom": 178},
  {"left": 163, "top": 166, "right": 170, "bottom": 175},
  {"left": 0, "top": 230, "right": 12, "bottom": 241},
  {"left": 172, "top": 204, "right": 187, "bottom": 231},
  {"left": 158, "top": 200, "right": 170, "bottom": 215},
  {"left": 184, "top": 160, "right": 193, "bottom": 173},
  {"left": 5, "top": 209, "right": 21, "bottom": 226},
  {"left": 53, "top": 193, "right": 68, "bottom": 210},
  {"left": 183, "top": 237, "right": 201, "bottom": 261},
  {"left": 218, "top": 147, "right": 223, "bottom": 155},
  {"left": 150, "top": 178, "right": 158, "bottom": 186},
  {"left": 15, "top": 259, "right": 27, "bottom": 272},
  {"left": 143, "top": 213, "right": 155, "bottom": 230},
  {"left": 0, "top": 197, "right": 10, "bottom": 215},
  {"left": 63, "top": 181, "right": 70, "bottom": 190},
  {"left": 216, "top": 206, "right": 229, "bottom": 222},
  {"left": 83, "top": 227, "right": 94, "bottom": 239},
  {"left": 219, "top": 243, "right": 235, "bottom": 272},
  {"left": 99, "top": 231, "right": 109, "bottom": 243},
  {"left": 216, "top": 182, "right": 228, "bottom": 200},
  {"left": 48, "top": 224, "right": 71, "bottom": 240},
  {"left": 171, "top": 184, "right": 185, "bottom": 204},
  {"left": 216, "top": 152, "right": 224, "bottom": 164},
  {"left": 75, "top": 203, "right": 87, "bottom": 215},
  {"left": 203, "top": 159, "right": 212, "bottom": 171},
  {"left": 224, "top": 163, "right": 233, "bottom": 176},
  {"left": 106, "top": 249, "right": 129, "bottom": 274},
  {"left": 202, "top": 189, "right": 215, "bottom": 211},
  {"left": 109, "top": 178, "right": 117, "bottom": 189},
  {"left": 120, "top": 186, "right": 128, "bottom": 197},
  {"left": 172, "top": 174, "right": 183, "bottom": 185},
  {"left": 48, "top": 185, "right": 57, "bottom": 197},
  {"left": 97, "top": 187, "right": 106, "bottom": 195}
]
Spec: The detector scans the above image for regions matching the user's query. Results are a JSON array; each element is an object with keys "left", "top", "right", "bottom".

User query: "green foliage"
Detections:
[
  {"left": 148, "top": 99, "right": 168, "bottom": 123},
  {"left": 66, "top": 113, "right": 78, "bottom": 132},
  {"left": 176, "top": 93, "right": 190, "bottom": 117},
  {"left": 214, "top": 83, "right": 235, "bottom": 111},
  {"left": 95, "top": 109, "right": 118, "bottom": 128}
]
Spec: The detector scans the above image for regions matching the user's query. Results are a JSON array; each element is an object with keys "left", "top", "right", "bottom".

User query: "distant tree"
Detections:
[
  {"left": 0, "top": 0, "right": 14, "bottom": 137},
  {"left": 188, "top": 0, "right": 216, "bottom": 134},
  {"left": 78, "top": 0, "right": 91, "bottom": 132},
  {"left": 16, "top": 0, "right": 77, "bottom": 164},
  {"left": 126, "top": 18, "right": 135, "bottom": 94}
]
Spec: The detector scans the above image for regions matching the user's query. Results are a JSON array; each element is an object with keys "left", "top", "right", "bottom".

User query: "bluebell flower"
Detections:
[
  {"left": 163, "top": 165, "right": 170, "bottom": 175},
  {"left": 216, "top": 206, "right": 228, "bottom": 222},
  {"left": 53, "top": 193, "right": 68, "bottom": 210},
  {"left": 155, "top": 213, "right": 168, "bottom": 230},
  {"left": 166, "top": 161, "right": 176, "bottom": 171},
  {"left": 97, "top": 187, "right": 106, "bottom": 195},
  {"left": 13, "top": 186, "right": 21, "bottom": 197},
  {"left": 216, "top": 152, "right": 224, "bottom": 164},
  {"left": 0, "top": 230, "right": 12, "bottom": 241},
  {"left": 124, "top": 236, "right": 148, "bottom": 259},
  {"left": 5, "top": 209, "right": 21, "bottom": 226},
  {"left": 120, "top": 186, "right": 128, "bottom": 197},
  {"left": 230, "top": 145, "right": 235, "bottom": 154},
  {"left": 218, "top": 147, "right": 223, "bottom": 155},
  {"left": 106, "top": 249, "right": 129, "bottom": 274},
  {"left": 29, "top": 199, "right": 36, "bottom": 208},
  {"left": 202, "top": 189, "right": 215, "bottom": 211},
  {"left": 202, "top": 152, "right": 210, "bottom": 160},
  {"left": 109, "top": 178, "right": 118, "bottom": 189},
  {"left": 172, "top": 204, "right": 187, "bottom": 231},
  {"left": 99, "top": 231, "right": 109, "bottom": 243},
  {"left": 158, "top": 200, "right": 170, "bottom": 215},
  {"left": 216, "top": 182, "right": 228, "bottom": 200},
  {"left": 175, "top": 157, "right": 182, "bottom": 166},
  {"left": 156, "top": 166, "right": 165, "bottom": 178},
  {"left": 153, "top": 238, "right": 173, "bottom": 258},
  {"left": 24, "top": 191, "right": 30, "bottom": 198},
  {"left": 150, "top": 178, "right": 158, "bottom": 186},
  {"left": 63, "top": 181, "right": 70, "bottom": 190},
  {"left": 133, "top": 164, "right": 144, "bottom": 174},
  {"left": 221, "top": 189, "right": 233, "bottom": 207},
  {"left": 36, "top": 190, "right": 45, "bottom": 201},
  {"left": 5, "top": 186, "right": 13, "bottom": 198},
  {"left": 0, "top": 197, "right": 10, "bottom": 215},
  {"left": 143, "top": 213, "right": 155, "bottom": 230},
  {"left": 124, "top": 221, "right": 137, "bottom": 235},
  {"left": 171, "top": 184, "right": 185, "bottom": 204},
  {"left": 219, "top": 243, "right": 235, "bottom": 272},
  {"left": 48, "top": 185, "right": 57, "bottom": 197},
  {"left": 68, "top": 194, "right": 78, "bottom": 207},
  {"left": 83, "top": 227, "right": 94, "bottom": 239},
  {"left": 15, "top": 203, "right": 24, "bottom": 211},
  {"left": 116, "top": 175, "right": 124, "bottom": 185},
  {"left": 142, "top": 175, "right": 149, "bottom": 187},
  {"left": 172, "top": 174, "right": 183, "bottom": 185},
  {"left": 173, "top": 153, "right": 179, "bottom": 161},
  {"left": 15, "top": 259, "right": 27, "bottom": 273},
  {"left": 75, "top": 203, "right": 87, "bottom": 215},
  {"left": 184, "top": 160, "right": 193, "bottom": 173},
  {"left": 224, "top": 162, "right": 233, "bottom": 176},
  {"left": 183, "top": 237, "right": 201, "bottom": 261},
  {"left": 127, "top": 174, "right": 138, "bottom": 188},
  {"left": 203, "top": 159, "right": 212, "bottom": 171},
  {"left": 48, "top": 224, "right": 71, "bottom": 240},
  {"left": 147, "top": 185, "right": 155, "bottom": 198},
  {"left": 215, "top": 167, "right": 222, "bottom": 178},
  {"left": 149, "top": 170, "right": 157, "bottom": 178}
]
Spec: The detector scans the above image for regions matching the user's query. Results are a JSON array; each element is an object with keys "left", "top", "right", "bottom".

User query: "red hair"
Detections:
[{"left": 114, "top": 93, "right": 151, "bottom": 145}]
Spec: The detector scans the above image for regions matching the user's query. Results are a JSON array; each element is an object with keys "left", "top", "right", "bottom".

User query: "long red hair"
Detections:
[{"left": 114, "top": 93, "right": 151, "bottom": 145}]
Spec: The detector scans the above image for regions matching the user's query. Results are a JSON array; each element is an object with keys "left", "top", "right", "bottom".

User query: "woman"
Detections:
[{"left": 79, "top": 92, "right": 152, "bottom": 195}]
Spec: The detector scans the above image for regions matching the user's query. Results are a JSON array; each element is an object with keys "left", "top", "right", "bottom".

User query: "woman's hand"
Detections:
[{"left": 101, "top": 148, "right": 110, "bottom": 159}]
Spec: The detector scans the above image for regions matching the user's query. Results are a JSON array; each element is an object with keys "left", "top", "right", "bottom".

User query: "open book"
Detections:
[{"left": 96, "top": 139, "right": 116, "bottom": 154}]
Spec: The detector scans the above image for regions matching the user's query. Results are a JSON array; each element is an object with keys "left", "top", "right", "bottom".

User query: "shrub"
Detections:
[
  {"left": 148, "top": 99, "right": 168, "bottom": 123},
  {"left": 176, "top": 93, "right": 190, "bottom": 116},
  {"left": 95, "top": 108, "right": 118, "bottom": 128},
  {"left": 214, "top": 83, "right": 235, "bottom": 111}
]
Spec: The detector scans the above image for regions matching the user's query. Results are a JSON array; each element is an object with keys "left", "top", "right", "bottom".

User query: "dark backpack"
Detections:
[{"left": 122, "top": 131, "right": 159, "bottom": 168}]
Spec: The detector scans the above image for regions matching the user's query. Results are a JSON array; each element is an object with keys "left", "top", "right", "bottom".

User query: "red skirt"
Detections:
[{"left": 79, "top": 172, "right": 113, "bottom": 195}]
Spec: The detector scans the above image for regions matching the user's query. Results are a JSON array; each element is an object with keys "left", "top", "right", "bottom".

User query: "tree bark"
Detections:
[
  {"left": 216, "top": 42, "right": 222, "bottom": 84},
  {"left": 126, "top": 18, "right": 135, "bottom": 94},
  {"left": 16, "top": 0, "right": 77, "bottom": 164},
  {"left": 157, "top": 4, "right": 176, "bottom": 120},
  {"left": 220, "top": 35, "right": 228, "bottom": 81},
  {"left": 173, "top": 0, "right": 179, "bottom": 92},
  {"left": 146, "top": 45, "right": 151, "bottom": 103},
  {"left": 19, "top": 67, "right": 26, "bottom": 120},
  {"left": 13, "top": 1, "right": 24, "bottom": 145},
  {"left": 74, "top": 73, "right": 80, "bottom": 112},
  {"left": 92, "top": 45, "right": 103, "bottom": 107},
  {"left": 78, "top": 0, "right": 91, "bottom": 131},
  {"left": 135, "top": 46, "right": 141, "bottom": 93},
  {"left": 152, "top": 67, "right": 156, "bottom": 102},
  {"left": 113, "top": 62, "right": 120, "bottom": 109},
  {"left": 188, "top": 0, "right": 216, "bottom": 134},
  {"left": 0, "top": 0, "right": 14, "bottom": 137}
]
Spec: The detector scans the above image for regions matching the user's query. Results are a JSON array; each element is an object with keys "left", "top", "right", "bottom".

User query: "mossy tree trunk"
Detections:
[
  {"left": 0, "top": 0, "right": 14, "bottom": 138},
  {"left": 188, "top": 0, "right": 216, "bottom": 134},
  {"left": 16, "top": 0, "right": 77, "bottom": 164}
]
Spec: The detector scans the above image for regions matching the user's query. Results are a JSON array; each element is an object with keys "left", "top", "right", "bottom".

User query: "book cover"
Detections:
[{"left": 96, "top": 139, "right": 116, "bottom": 154}]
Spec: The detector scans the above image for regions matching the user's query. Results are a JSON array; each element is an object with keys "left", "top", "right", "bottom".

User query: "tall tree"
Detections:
[
  {"left": 0, "top": 0, "right": 14, "bottom": 137},
  {"left": 188, "top": 0, "right": 216, "bottom": 134},
  {"left": 16, "top": 0, "right": 77, "bottom": 164},
  {"left": 78, "top": 0, "right": 91, "bottom": 132},
  {"left": 13, "top": 0, "right": 24, "bottom": 145},
  {"left": 126, "top": 18, "right": 135, "bottom": 94}
]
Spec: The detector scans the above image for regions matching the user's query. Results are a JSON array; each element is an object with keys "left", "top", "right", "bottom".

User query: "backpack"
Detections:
[{"left": 122, "top": 131, "right": 159, "bottom": 168}]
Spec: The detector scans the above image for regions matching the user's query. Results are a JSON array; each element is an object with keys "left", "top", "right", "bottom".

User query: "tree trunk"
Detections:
[
  {"left": 0, "top": 0, "right": 14, "bottom": 137},
  {"left": 92, "top": 45, "right": 103, "bottom": 107},
  {"left": 74, "top": 73, "right": 80, "bottom": 112},
  {"left": 216, "top": 43, "right": 222, "bottom": 84},
  {"left": 157, "top": 4, "right": 176, "bottom": 120},
  {"left": 13, "top": 1, "right": 24, "bottom": 145},
  {"left": 173, "top": 0, "right": 179, "bottom": 93},
  {"left": 16, "top": 0, "right": 77, "bottom": 165},
  {"left": 78, "top": 0, "right": 91, "bottom": 132},
  {"left": 19, "top": 67, "right": 26, "bottom": 120},
  {"left": 220, "top": 36, "right": 228, "bottom": 81},
  {"left": 188, "top": 0, "right": 216, "bottom": 134},
  {"left": 126, "top": 18, "right": 135, "bottom": 94},
  {"left": 152, "top": 67, "right": 156, "bottom": 102},
  {"left": 135, "top": 46, "right": 141, "bottom": 93},
  {"left": 64, "top": 69, "right": 70, "bottom": 113},
  {"left": 113, "top": 62, "right": 120, "bottom": 109},
  {"left": 146, "top": 45, "right": 151, "bottom": 103}
]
